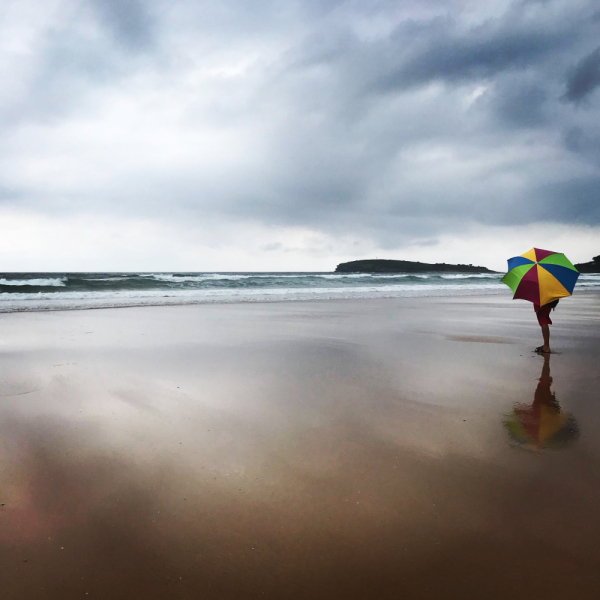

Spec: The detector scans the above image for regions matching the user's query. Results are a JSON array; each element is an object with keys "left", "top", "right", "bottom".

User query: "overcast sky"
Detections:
[{"left": 1, "top": 0, "right": 599, "bottom": 271}]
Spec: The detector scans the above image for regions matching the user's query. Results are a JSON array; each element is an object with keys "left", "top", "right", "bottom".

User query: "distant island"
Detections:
[
  {"left": 575, "top": 255, "right": 600, "bottom": 273},
  {"left": 335, "top": 259, "right": 496, "bottom": 274}
]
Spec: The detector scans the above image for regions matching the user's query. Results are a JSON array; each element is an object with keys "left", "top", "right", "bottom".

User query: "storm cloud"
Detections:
[
  {"left": 0, "top": 0, "right": 599, "bottom": 269},
  {"left": 565, "top": 47, "right": 600, "bottom": 103}
]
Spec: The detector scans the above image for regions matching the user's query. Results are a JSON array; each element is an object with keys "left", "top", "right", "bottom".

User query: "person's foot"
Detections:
[{"left": 535, "top": 346, "right": 551, "bottom": 353}]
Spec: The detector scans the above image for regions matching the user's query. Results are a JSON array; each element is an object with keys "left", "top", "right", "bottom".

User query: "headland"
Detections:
[
  {"left": 575, "top": 255, "right": 600, "bottom": 273},
  {"left": 335, "top": 258, "right": 496, "bottom": 273}
]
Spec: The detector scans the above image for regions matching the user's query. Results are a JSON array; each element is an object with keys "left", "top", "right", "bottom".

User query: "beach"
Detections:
[{"left": 2, "top": 293, "right": 600, "bottom": 599}]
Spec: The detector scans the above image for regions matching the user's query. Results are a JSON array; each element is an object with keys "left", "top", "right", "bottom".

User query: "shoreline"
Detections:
[
  {"left": 0, "top": 287, "right": 505, "bottom": 313},
  {"left": 1, "top": 285, "right": 599, "bottom": 314}
]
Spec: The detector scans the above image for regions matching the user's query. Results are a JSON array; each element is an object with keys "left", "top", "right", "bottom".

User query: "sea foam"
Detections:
[{"left": 0, "top": 271, "right": 598, "bottom": 313}]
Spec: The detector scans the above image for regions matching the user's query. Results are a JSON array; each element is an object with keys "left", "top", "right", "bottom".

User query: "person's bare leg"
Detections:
[{"left": 540, "top": 324, "right": 550, "bottom": 353}]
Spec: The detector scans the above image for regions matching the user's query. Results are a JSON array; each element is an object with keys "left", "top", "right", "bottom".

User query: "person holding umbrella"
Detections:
[{"left": 501, "top": 248, "right": 580, "bottom": 353}]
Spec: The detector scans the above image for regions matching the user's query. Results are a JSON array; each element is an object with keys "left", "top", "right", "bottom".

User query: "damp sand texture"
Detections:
[{"left": 2, "top": 294, "right": 600, "bottom": 599}]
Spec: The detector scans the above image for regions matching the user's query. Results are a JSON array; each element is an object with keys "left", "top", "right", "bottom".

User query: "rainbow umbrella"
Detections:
[{"left": 501, "top": 248, "right": 579, "bottom": 305}]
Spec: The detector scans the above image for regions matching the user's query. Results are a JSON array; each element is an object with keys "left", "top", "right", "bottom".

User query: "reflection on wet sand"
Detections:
[
  {"left": 4, "top": 413, "right": 600, "bottom": 600},
  {"left": 2, "top": 298, "right": 600, "bottom": 599},
  {"left": 504, "top": 354, "right": 579, "bottom": 451}
]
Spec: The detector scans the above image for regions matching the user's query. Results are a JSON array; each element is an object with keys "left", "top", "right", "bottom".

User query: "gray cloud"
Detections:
[
  {"left": 377, "top": 21, "right": 570, "bottom": 92},
  {"left": 541, "top": 175, "right": 600, "bottom": 222},
  {"left": 564, "top": 47, "right": 600, "bottom": 102},
  {"left": 89, "top": 0, "right": 154, "bottom": 51},
  {"left": 491, "top": 80, "right": 548, "bottom": 127},
  {"left": 1, "top": 0, "right": 600, "bottom": 254}
]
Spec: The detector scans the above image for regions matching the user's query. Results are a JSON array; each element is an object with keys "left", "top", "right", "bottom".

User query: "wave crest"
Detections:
[{"left": 0, "top": 277, "right": 66, "bottom": 287}]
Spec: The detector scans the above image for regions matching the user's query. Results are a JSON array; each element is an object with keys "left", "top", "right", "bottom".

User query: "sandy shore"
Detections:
[{"left": 2, "top": 294, "right": 600, "bottom": 599}]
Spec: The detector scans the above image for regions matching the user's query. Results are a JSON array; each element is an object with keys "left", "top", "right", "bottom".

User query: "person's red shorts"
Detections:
[{"left": 534, "top": 303, "right": 553, "bottom": 325}]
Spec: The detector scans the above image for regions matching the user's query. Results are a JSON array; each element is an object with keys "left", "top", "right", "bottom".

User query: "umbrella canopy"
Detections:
[{"left": 501, "top": 247, "right": 579, "bottom": 305}]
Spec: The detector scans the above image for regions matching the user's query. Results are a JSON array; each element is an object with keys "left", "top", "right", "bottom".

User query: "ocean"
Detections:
[{"left": 1, "top": 272, "right": 599, "bottom": 312}]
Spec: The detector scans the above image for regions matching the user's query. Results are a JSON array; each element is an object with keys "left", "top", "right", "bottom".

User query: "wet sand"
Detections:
[{"left": 1, "top": 294, "right": 600, "bottom": 599}]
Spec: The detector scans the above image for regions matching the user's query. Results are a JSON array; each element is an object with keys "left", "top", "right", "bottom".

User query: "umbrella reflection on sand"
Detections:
[{"left": 504, "top": 354, "right": 579, "bottom": 451}]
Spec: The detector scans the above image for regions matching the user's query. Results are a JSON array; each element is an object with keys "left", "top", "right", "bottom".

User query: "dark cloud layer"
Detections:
[
  {"left": 565, "top": 47, "right": 600, "bottom": 102},
  {"left": 376, "top": 19, "right": 571, "bottom": 91},
  {"left": 1, "top": 0, "right": 599, "bottom": 250}
]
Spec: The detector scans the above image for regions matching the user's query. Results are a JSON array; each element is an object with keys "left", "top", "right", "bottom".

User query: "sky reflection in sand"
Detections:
[{"left": 1, "top": 297, "right": 600, "bottom": 599}]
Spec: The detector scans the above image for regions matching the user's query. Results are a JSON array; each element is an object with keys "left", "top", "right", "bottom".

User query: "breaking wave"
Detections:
[{"left": 0, "top": 271, "right": 597, "bottom": 312}]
